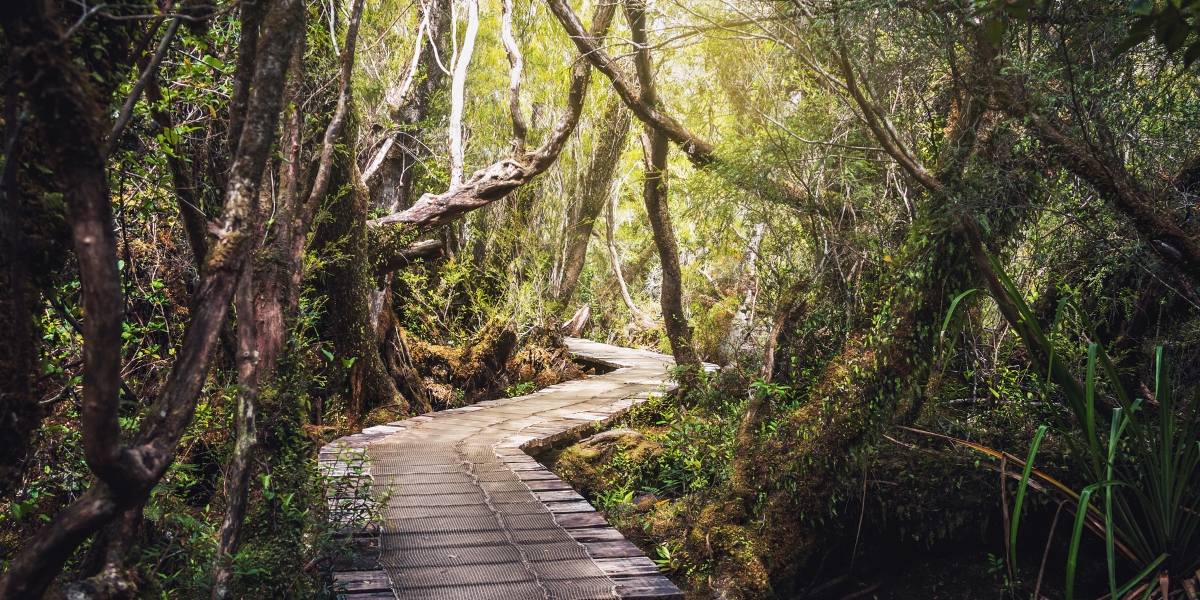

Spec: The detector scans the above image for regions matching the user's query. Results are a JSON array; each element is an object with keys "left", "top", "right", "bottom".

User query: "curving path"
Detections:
[{"left": 319, "top": 339, "right": 688, "bottom": 600}]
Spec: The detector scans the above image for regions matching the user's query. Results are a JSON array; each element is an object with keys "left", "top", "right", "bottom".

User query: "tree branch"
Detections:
[
  {"left": 998, "top": 92, "right": 1200, "bottom": 281},
  {"left": 546, "top": 0, "right": 716, "bottom": 166},
  {"left": 374, "top": 239, "right": 444, "bottom": 274},
  {"left": 107, "top": 16, "right": 180, "bottom": 151},
  {"left": 367, "top": 0, "right": 616, "bottom": 235},
  {"left": 500, "top": 0, "right": 526, "bottom": 154},
  {"left": 305, "top": 0, "right": 366, "bottom": 210}
]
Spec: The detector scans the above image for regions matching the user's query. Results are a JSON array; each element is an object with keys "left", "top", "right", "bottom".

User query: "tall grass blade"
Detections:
[
  {"left": 1068, "top": 483, "right": 1122, "bottom": 600},
  {"left": 1010, "top": 425, "right": 1048, "bottom": 571},
  {"left": 1113, "top": 553, "right": 1168, "bottom": 599},
  {"left": 1066, "top": 486, "right": 1095, "bottom": 600},
  {"left": 1107, "top": 406, "right": 1129, "bottom": 599}
]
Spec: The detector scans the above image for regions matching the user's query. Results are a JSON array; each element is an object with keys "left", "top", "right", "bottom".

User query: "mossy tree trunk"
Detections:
[
  {"left": 625, "top": 0, "right": 700, "bottom": 375},
  {"left": 313, "top": 119, "right": 401, "bottom": 420},
  {"left": 0, "top": 94, "right": 46, "bottom": 498},
  {"left": 364, "top": 0, "right": 451, "bottom": 415},
  {"left": 714, "top": 23, "right": 1060, "bottom": 595}
]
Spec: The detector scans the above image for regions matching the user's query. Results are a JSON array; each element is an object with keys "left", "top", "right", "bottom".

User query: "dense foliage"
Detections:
[{"left": 6, "top": 0, "right": 1200, "bottom": 598}]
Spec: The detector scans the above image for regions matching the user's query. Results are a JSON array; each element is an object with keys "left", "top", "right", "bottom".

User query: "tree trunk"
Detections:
[
  {"left": 722, "top": 222, "right": 765, "bottom": 360},
  {"left": 367, "top": 0, "right": 617, "bottom": 255},
  {"left": 366, "top": 0, "right": 451, "bottom": 213},
  {"left": 640, "top": 129, "right": 699, "bottom": 373},
  {"left": 726, "top": 25, "right": 1025, "bottom": 589},
  {"left": 447, "top": 0, "right": 478, "bottom": 189},
  {"left": 0, "top": 84, "right": 44, "bottom": 498},
  {"left": 313, "top": 126, "right": 401, "bottom": 419},
  {"left": 625, "top": 0, "right": 699, "bottom": 373},
  {"left": 599, "top": 242, "right": 655, "bottom": 302},
  {"left": 500, "top": 0, "right": 526, "bottom": 154},
  {"left": 251, "top": 32, "right": 305, "bottom": 374},
  {"left": 0, "top": 0, "right": 303, "bottom": 594},
  {"left": 210, "top": 264, "right": 260, "bottom": 600},
  {"left": 606, "top": 184, "right": 654, "bottom": 330},
  {"left": 557, "top": 97, "right": 631, "bottom": 303}
]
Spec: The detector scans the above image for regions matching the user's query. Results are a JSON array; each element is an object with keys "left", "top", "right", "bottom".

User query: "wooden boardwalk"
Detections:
[{"left": 319, "top": 339, "right": 686, "bottom": 600}]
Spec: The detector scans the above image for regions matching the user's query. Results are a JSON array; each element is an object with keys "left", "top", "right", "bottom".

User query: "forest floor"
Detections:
[{"left": 539, "top": 361, "right": 1103, "bottom": 600}]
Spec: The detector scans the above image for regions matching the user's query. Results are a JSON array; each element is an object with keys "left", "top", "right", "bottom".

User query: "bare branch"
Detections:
[
  {"left": 448, "top": 0, "right": 479, "bottom": 187},
  {"left": 500, "top": 0, "right": 526, "bottom": 154},
  {"left": 374, "top": 239, "right": 444, "bottom": 274},
  {"left": 368, "top": 1, "right": 616, "bottom": 234},
  {"left": 546, "top": 0, "right": 716, "bottom": 165}
]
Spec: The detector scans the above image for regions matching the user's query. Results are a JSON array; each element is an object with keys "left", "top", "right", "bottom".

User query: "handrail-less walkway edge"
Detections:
[{"left": 318, "top": 338, "right": 687, "bottom": 599}]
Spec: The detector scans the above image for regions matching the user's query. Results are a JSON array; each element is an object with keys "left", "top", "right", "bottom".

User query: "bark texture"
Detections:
[
  {"left": 368, "top": 1, "right": 617, "bottom": 239},
  {"left": 500, "top": 0, "right": 526, "bottom": 153},
  {"left": 0, "top": 0, "right": 302, "bottom": 594},
  {"left": 210, "top": 265, "right": 260, "bottom": 599},
  {"left": 557, "top": 97, "right": 631, "bottom": 303},
  {"left": 627, "top": 0, "right": 700, "bottom": 372},
  {"left": 0, "top": 79, "right": 45, "bottom": 498},
  {"left": 313, "top": 130, "right": 401, "bottom": 418}
]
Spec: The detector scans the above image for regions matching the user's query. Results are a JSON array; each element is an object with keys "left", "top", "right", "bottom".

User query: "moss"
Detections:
[
  {"left": 309, "top": 109, "right": 400, "bottom": 421},
  {"left": 548, "top": 430, "right": 662, "bottom": 498}
]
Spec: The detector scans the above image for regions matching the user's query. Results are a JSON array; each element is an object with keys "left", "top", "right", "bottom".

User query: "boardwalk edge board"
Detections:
[{"left": 318, "top": 338, "right": 688, "bottom": 599}]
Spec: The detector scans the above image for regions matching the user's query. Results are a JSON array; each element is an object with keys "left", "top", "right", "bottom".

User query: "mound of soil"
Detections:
[{"left": 407, "top": 322, "right": 585, "bottom": 409}]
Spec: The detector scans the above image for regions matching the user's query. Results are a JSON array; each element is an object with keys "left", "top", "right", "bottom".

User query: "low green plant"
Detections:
[
  {"left": 505, "top": 381, "right": 537, "bottom": 398},
  {"left": 596, "top": 486, "right": 636, "bottom": 512},
  {"left": 652, "top": 541, "right": 683, "bottom": 572},
  {"left": 989, "top": 255, "right": 1200, "bottom": 598}
]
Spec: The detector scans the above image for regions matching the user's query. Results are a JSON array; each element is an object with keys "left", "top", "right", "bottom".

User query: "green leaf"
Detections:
[
  {"left": 320, "top": 348, "right": 334, "bottom": 361},
  {"left": 1131, "top": 0, "right": 1153, "bottom": 16},
  {"left": 1167, "top": 24, "right": 1191, "bottom": 52},
  {"left": 1115, "top": 29, "right": 1152, "bottom": 56},
  {"left": 200, "top": 55, "right": 226, "bottom": 71},
  {"left": 1113, "top": 553, "right": 1169, "bottom": 599},
  {"left": 1009, "top": 425, "right": 1048, "bottom": 571},
  {"left": 986, "top": 18, "right": 1005, "bottom": 47},
  {"left": 1156, "top": 15, "right": 1179, "bottom": 46}
]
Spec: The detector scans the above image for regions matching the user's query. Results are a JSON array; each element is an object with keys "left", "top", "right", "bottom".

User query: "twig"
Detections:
[
  {"left": 1033, "top": 501, "right": 1063, "bottom": 600},
  {"left": 63, "top": 2, "right": 109, "bottom": 39},
  {"left": 148, "top": 533, "right": 175, "bottom": 579},
  {"left": 40, "top": 385, "right": 77, "bottom": 406},
  {"left": 848, "top": 465, "right": 867, "bottom": 575},
  {"left": 837, "top": 582, "right": 883, "bottom": 600}
]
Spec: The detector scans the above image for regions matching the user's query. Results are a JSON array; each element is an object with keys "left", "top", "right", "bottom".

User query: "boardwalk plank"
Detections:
[
  {"left": 333, "top": 570, "right": 391, "bottom": 593},
  {"left": 322, "top": 339, "right": 704, "bottom": 600},
  {"left": 615, "top": 576, "right": 685, "bottom": 599}
]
